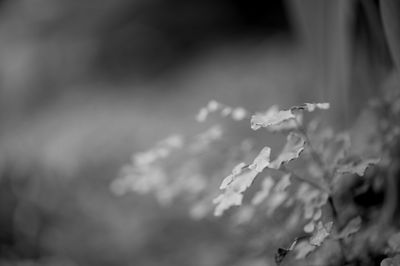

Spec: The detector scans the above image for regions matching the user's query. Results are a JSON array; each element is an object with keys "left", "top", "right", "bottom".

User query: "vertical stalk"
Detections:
[{"left": 328, "top": 196, "right": 349, "bottom": 264}]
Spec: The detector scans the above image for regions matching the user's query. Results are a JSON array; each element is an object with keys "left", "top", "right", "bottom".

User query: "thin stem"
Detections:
[
  {"left": 328, "top": 196, "right": 348, "bottom": 264},
  {"left": 298, "top": 127, "right": 324, "bottom": 167},
  {"left": 295, "top": 123, "right": 331, "bottom": 186},
  {"left": 295, "top": 119, "right": 348, "bottom": 261},
  {"left": 378, "top": 160, "right": 398, "bottom": 228},
  {"left": 280, "top": 166, "right": 330, "bottom": 193},
  {"left": 328, "top": 196, "right": 339, "bottom": 221}
]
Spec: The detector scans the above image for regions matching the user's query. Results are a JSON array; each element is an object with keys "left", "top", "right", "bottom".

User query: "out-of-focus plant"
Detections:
[
  {"left": 112, "top": 91, "right": 400, "bottom": 265},
  {"left": 112, "top": 1, "right": 400, "bottom": 265}
]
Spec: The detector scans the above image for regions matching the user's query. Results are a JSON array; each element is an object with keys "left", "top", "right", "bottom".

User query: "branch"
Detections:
[{"left": 280, "top": 166, "right": 330, "bottom": 193}]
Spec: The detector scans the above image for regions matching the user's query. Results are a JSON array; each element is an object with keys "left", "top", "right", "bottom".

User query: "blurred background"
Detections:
[{"left": 0, "top": 0, "right": 393, "bottom": 265}]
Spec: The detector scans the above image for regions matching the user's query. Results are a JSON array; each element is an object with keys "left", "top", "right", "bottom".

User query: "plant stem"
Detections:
[
  {"left": 295, "top": 122, "right": 331, "bottom": 185},
  {"left": 328, "top": 196, "right": 348, "bottom": 264},
  {"left": 281, "top": 166, "right": 330, "bottom": 193}
]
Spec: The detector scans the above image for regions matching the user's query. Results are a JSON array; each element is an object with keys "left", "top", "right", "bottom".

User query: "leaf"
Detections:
[
  {"left": 225, "top": 169, "right": 259, "bottom": 194},
  {"left": 230, "top": 170, "right": 258, "bottom": 193},
  {"left": 132, "top": 135, "right": 184, "bottom": 166},
  {"left": 190, "top": 125, "right": 223, "bottom": 152},
  {"left": 304, "top": 221, "right": 315, "bottom": 233},
  {"left": 275, "top": 248, "right": 290, "bottom": 265},
  {"left": 250, "top": 102, "right": 329, "bottom": 131},
  {"left": 292, "top": 103, "right": 330, "bottom": 112},
  {"left": 323, "top": 133, "right": 351, "bottom": 169},
  {"left": 197, "top": 100, "right": 250, "bottom": 122},
  {"left": 274, "top": 173, "right": 291, "bottom": 192},
  {"left": 268, "top": 116, "right": 301, "bottom": 132},
  {"left": 305, "top": 102, "right": 330, "bottom": 111},
  {"left": 275, "top": 238, "right": 298, "bottom": 265},
  {"left": 234, "top": 205, "right": 256, "bottom": 225},
  {"left": 231, "top": 107, "right": 248, "bottom": 120},
  {"left": 213, "top": 190, "right": 243, "bottom": 216},
  {"left": 295, "top": 241, "right": 316, "bottom": 259},
  {"left": 220, "top": 162, "right": 247, "bottom": 189},
  {"left": 251, "top": 105, "right": 295, "bottom": 130},
  {"left": 249, "top": 146, "right": 271, "bottom": 172},
  {"left": 189, "top": 201, "right": 210, "bottom": 220},
  {"left": 221, "top": 107, "right": 232, "bottom": 116},
  {"left": 310, "top": 221, "right": 333, "bottom": 246},
  {"left": 269, "top": 132, "right": 306, "bottom": 169},
  {"left": 313, "top": 209, "right": 322, "bottom": 221},
  {"left": 302, "top": 204, "right": 323, "bottom": 232},
  {"left": 381, "top": 258, "right": 392, "bottom": 266},
  {"left": 381, "top": 255, "right": 400, "bottom": 266},
  {"left": 160, "top": 134, "right": 184, "bottom": 149},
  {"left": 388, "top": 232, "right": 400, "bottom": 253},
  {"left": 133, "top": 150, "right": 160, "bottom": 166},
  {"left": 266, "top": 191, "right": 288, "bottom": 216},
  {"left": 335, "top": 216, "right": 362, "bottom": 239},
  {"left": 196, "top": 107, "right": 208, "bottom": 122},
  {"left": 214, "top": 169, "right": 258, "bottom": 216},
  {"left": 207, "top": 100, "right": 220, "bottom": 111},
  {"left": 215, "top": 145, "right": 273, "bottom": 215},
  {"left": 337, "top": 158, "right": 380, "bottom": 176},
  {"left": 251, "top": 176, "right": 274, "bottom": 205}
]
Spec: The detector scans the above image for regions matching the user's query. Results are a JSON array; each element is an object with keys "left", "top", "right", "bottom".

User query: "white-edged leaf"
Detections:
[
  {"left": 214, "top": 169, "right": 259, "bottom": 216},
  {"left": 337, "top": 158, "right": 380, "bottom": 176},
  {"left": 295, "top": 241, "right": 316, "bottom": 259},
  {"left": 269, "top": 132, "right": 306, "bottom": 169},
  {"left": 310, "top": 221, "right": 333, "bottom": 246},
  {"left": 251, "top": 105, "right": 295, "bottom": 130},
  {"left": 251, "top": 102, "right": 329, "bottom": 131},
  {"left": 232, "top": 162, "right": 247, "bottom": 175},
  {"left": 229, "top": 169, "right": 259, "bottom": 193},
  {"left": 249, "top": 146, "right": 271, "bottom": 172},
  {"left": 291, "top": 102, "right": 330, "bottom": 112},
  {"left": 268, "top": 114, "right": 302, "bottom": 132},
  {"left": 213, "top": 190, "right": 243, "bottom": 216},
  {"left": 304, "top": 103, "right": 330, "bottom": 112},
  {"left": 220, "top": 162, "right": 247, "bottom": 189}
]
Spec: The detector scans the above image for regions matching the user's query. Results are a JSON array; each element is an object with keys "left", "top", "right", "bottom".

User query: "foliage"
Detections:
[{"left": 112, "top": 90, "right": 400, "bottom": 265}]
